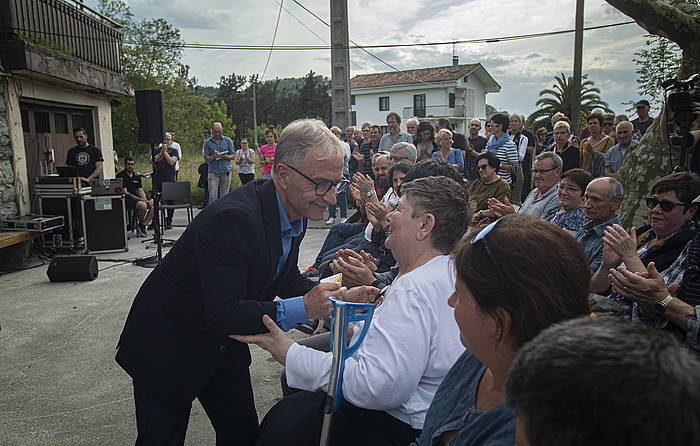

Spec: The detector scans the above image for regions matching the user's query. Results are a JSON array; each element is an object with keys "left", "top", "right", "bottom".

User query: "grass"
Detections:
[{"left": 133, "top": 149, "right": 264, "bottom": 204}]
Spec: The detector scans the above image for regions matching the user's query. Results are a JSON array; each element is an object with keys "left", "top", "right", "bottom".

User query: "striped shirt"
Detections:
[{"left": 495, "top": 139, "right": 519, "bottom": 184}]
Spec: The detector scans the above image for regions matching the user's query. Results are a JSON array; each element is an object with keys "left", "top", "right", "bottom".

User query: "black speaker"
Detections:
[
  {"left": 47, "top": 256, "right": 98, "bottom": 282},
  {"left": 135, "top": 89, "right": 166, "bottom": 144}
]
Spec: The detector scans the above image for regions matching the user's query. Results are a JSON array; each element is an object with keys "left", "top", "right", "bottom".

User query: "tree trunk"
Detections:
[{"left": 605, "top": 0, "right": 700, "bottom": 227}]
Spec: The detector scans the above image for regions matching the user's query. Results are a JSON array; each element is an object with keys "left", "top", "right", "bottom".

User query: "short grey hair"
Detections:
[
  {"left": 274, "top": 119, "right": 345, "bottom": 167},
  {"left": 391, "top": 142, "right": 417, "bottom": 161},
  {"left": 616, "top": 121, "right": 633, "bottom": 132},
  {"left": 606, "top": 177, "right": 624, "bottom": 200},
  {"left": 406, "top": 118, "right": 420, "bottom": 127},
  {"left": 536, "top": 151, "right": 563, "bottom": 170}
]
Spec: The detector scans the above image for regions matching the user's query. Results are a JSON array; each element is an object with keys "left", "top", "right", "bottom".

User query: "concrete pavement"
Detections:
[{"left": 0, "top": 207, "right": 332, "bottom": 445}]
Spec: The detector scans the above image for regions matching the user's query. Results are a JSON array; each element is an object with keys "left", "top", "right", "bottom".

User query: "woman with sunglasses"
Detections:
[
  {"left": 469, "top": 151, "right": 510, "bottom": 218},
  {"left": 236, "top": 176, "right": 471, "bottom": 446},
  {"left": 591, "top": 172, "right": 700, "bottom": 294},
  {"left": 411, "top": 214, "right": 592, "bottom": 446}
]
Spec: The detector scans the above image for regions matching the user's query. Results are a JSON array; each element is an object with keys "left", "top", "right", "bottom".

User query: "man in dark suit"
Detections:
[{"left": 116, "top": 119, "right": 349, "bottom": 445}]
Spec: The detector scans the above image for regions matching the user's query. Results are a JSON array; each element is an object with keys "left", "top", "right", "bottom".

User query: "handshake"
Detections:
[{"left": 303, "top": 281, "right": 380, "bottom": 319}]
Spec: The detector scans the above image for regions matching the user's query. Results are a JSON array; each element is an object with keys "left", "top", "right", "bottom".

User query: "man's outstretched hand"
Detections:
[{"left": 304, "top": 282, "right": 346, "bottom": 319}]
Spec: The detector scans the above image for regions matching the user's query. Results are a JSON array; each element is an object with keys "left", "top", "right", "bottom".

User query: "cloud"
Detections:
[{"left": 88, "top": 0, "right": 651, "bottom": 116}]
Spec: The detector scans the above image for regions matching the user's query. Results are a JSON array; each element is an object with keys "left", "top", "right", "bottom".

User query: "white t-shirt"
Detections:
[
  {"left": 171, "top": 141, "right": 182, "bottom": 171},
  {"left": 285, "top": 255, "right": 464, "bottom": 429},
  {"left": 236, "top": 148, "right": 256, "bottom": 174},
  {"left": 509, "top": 133, "right": 529, "bottom": 161}
]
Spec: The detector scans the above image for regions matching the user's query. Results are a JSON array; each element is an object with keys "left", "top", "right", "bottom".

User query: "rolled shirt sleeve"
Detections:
[{"left": 275, "top": 296, "right": 308, "bottom": 332}]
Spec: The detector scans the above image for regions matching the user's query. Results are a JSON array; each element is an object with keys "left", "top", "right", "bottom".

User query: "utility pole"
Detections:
[
  {"left": 571, "top": 0, "right": 584, "bottom": 135},
  {"left": 252, "top": 81, "right": 258, "bottom": 148},
  {"left": 330, "top": 0, "right": 351, "bottom": 128}
]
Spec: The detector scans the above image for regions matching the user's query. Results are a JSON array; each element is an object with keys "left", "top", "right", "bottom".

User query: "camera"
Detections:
[{"left": 663, "top": 74, "right": 700, "bottom": 126}]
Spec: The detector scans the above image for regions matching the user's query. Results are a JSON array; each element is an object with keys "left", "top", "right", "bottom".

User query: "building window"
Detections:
[
  {"left": 34, "top": 111, "right": 51, "bottom": 133},
  {"left": 351, "top": 111, "right": 357, "bottom": 126},
  {"left": 72, "top": 114, "right": 86, "bottom": 132},
  {"left": 449, "top": 93, "right": 456, "bottom": 109},
  {"left": 21, "top": 109, "right": 30, "bottom": 133},
  {"left": 351, "top": 95, "right": 356, "bottom": 106},
  {"left": 54, "top": 113, "right": 69, "bottom": 133},
  {"left": 413, "top": 94, "right": 426, "bottom": 118},
  {"left": 379, "top": 96, "right": 390, "bottom": 111}
]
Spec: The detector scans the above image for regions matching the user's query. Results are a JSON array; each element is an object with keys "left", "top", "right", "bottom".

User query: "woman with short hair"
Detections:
[
  {"left": 546, "top": 120, "right": 580, "bottom": 173},
  {"left": 432, "top": 128, "right": 464, "bottom": 173},
  {"left": 546, "top": 168, "right": 592, "bottom": 235},
  {"left": 411, "top": 214, "right": 592, "bottom": 446}
]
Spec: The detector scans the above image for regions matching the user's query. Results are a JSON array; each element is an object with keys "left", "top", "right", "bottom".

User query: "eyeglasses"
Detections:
[
  {"left": 531, "top": 167, "right": 558, "bottom": 174},
  {"left": 645, "top": 197, "right": 688, "bottom": 212},
  {"left": 477, "top": 164, "right": 490, "bottom": 171},
  {"left": 125, "top": 162, "right": 135, "bottom": 166},
  {"left": 553, "top": 131, "right": 569, "bottom": 135},
  {"left": 471, "top": 218, "right": 514, "bottom": 297},
  {"left": 390, "top": 155, "right": 412, "bottom": 162},
  {"left": 285, "top": 164, "right": 349, "bottom": 195}
]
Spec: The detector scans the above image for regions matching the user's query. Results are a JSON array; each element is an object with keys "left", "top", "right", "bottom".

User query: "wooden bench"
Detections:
[{"left": 0, "top": 230, "right": 41, "bottom": 249}]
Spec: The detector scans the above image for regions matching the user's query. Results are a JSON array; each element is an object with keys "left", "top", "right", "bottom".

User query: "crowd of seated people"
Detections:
[{"left": 235, "top": 106, "right": 700, "bottom": 445}]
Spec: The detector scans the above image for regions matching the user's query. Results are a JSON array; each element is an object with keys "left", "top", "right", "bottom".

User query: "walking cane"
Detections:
[{"left": 319, "top": 297, "right": 376, "bottom": 446}]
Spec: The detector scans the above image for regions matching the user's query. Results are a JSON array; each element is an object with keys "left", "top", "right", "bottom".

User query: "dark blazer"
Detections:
[{"left": 116, "top": 179, "right": 315, "bottom": 406}]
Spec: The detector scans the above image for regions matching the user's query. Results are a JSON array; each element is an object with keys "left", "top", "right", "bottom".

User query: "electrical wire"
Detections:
[
  {"left": 260, "top": 0, "right": 285, "bottom": 81},
  {"left": 4, "top": 20, "right": 638, "bottom": 51}
]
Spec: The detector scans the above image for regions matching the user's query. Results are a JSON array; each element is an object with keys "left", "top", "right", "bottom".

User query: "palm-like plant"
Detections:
[{"left": 527, "top": 73, "right": 612, "bottom": 130}]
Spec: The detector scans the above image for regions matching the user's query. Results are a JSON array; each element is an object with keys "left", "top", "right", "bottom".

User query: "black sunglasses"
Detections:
[
  {"left": 645, "top": 197, "right": 689, "bottom": 212},
  {"left": 285, "top": 164, "right": 349, "bottom": 196}
]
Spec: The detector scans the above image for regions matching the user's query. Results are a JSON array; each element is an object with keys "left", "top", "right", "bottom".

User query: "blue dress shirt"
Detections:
[{"left": 274, "top": 192, "right": 309, "bottom": 331}]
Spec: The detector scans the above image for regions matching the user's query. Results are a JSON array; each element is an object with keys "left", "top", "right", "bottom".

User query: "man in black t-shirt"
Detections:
[
  {"left": 632, "top": 99, "right": 654, "bottom": 137},
  {"left": 116, "top": 156, "right": 153, "bottom": 235},
  {"left": 65, "top": 127, "right": 104, "bottom": 182},
  {"left": 464, "top": 118, "right": 488, "bottom": 182}
]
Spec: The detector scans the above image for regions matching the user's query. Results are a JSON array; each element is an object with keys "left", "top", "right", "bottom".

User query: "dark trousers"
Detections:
[
  {"left": 239, "top": 173, "right": 254, "bottom": 185},
  {"left": 133, "top": 364, "right": 258, "bottom": 446},
  {"left": 256, "top": 390, "right": 420, "bottom": 446},
  {"left": 313, "top": 223, "right": 365, "bottom": 267}
]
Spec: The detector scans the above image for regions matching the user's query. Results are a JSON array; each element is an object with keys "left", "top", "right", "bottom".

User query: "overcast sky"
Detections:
[{"left": 92, "top": 0, "right": 653, "bottom": 117}]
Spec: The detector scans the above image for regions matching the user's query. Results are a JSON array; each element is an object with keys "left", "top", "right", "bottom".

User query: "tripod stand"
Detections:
[{"left": 135, "top": 144, "right": 170, "bottom": 267}]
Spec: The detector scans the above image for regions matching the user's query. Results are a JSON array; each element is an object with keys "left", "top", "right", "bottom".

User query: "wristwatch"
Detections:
[
  {"left": 654, "top": 295, "right": 674, "bottom": 313},
  {"left": 367, "top": 190, "right": 376, "bottom": 198}
]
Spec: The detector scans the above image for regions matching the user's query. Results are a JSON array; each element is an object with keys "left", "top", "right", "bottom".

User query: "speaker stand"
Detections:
[{"left": 134, "top": 144, "right": 167, "bottom": 268}]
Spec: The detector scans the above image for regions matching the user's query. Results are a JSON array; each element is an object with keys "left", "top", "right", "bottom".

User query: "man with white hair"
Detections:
[
  {"left": 405, "top": 117, "right": 420, "bottom": 143},
  {"left": 116, "top": 119, "right": 353, "bottom": 445},
  {"left": 604, "top": 121, "right": 636, "bottom": 178}
]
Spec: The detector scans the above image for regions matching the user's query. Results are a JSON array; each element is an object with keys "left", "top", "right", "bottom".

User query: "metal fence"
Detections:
[{"left": 0, "top": 0, "right": 123, "bottom": 73}]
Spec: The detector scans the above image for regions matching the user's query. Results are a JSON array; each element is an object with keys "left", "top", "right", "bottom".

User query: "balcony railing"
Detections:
[
  {"left": 403, "top": 105, "right": 468, "bottom": 119},
  {"left": 0, "top": 0, "right": 123, "bottom": 73}
]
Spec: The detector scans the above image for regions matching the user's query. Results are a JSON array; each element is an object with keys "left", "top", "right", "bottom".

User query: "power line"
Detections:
[
  {"left": 260, "top": 0, "right": 285, "bottom": 81},
  {"left": 6, "top": 20, "right": 638, "bottom": 51}
]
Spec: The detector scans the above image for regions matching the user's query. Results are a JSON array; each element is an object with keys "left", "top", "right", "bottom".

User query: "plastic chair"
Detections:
[{"left": 159, "top": 181, "right": 193, "bottom": 232}]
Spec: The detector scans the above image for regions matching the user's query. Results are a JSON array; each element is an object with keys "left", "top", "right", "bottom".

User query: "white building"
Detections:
[{"left": 350, "top": 57, "right": 500, "bottom": 134}]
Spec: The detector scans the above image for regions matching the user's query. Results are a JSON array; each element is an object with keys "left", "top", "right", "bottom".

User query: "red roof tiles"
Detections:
[{"left": 350, "top": 64, "right": 480, "bottom": 89}]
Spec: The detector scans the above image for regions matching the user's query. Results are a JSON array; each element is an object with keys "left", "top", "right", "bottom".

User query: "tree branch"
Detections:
[{"left": 605, "top": 0, "right": 699, "bottom": 49}]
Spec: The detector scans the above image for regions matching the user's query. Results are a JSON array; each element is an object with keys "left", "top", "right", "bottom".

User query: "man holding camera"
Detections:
[
  {"left": 661, "top": 99, "right": 700, "bottom": 173},
  {"left": 152, "top": 137, "right": 179, "bottom": 229}
]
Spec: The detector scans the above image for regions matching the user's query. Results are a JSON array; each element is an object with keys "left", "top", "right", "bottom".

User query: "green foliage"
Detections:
[
  {"left": 484, "top": 104, "right": 509, "bottom": 119},
  {"left": 633, "top": 35, "right": 681, "bottom": 109},
  {"left": 526, "top": 73, "right": 612, "bottom": 130},
  {"left": 98, "top": 0, "right": 228, "bottom": 163},
  {"left": 214, "top": 70, "right": 331, "bottom": 145}
]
